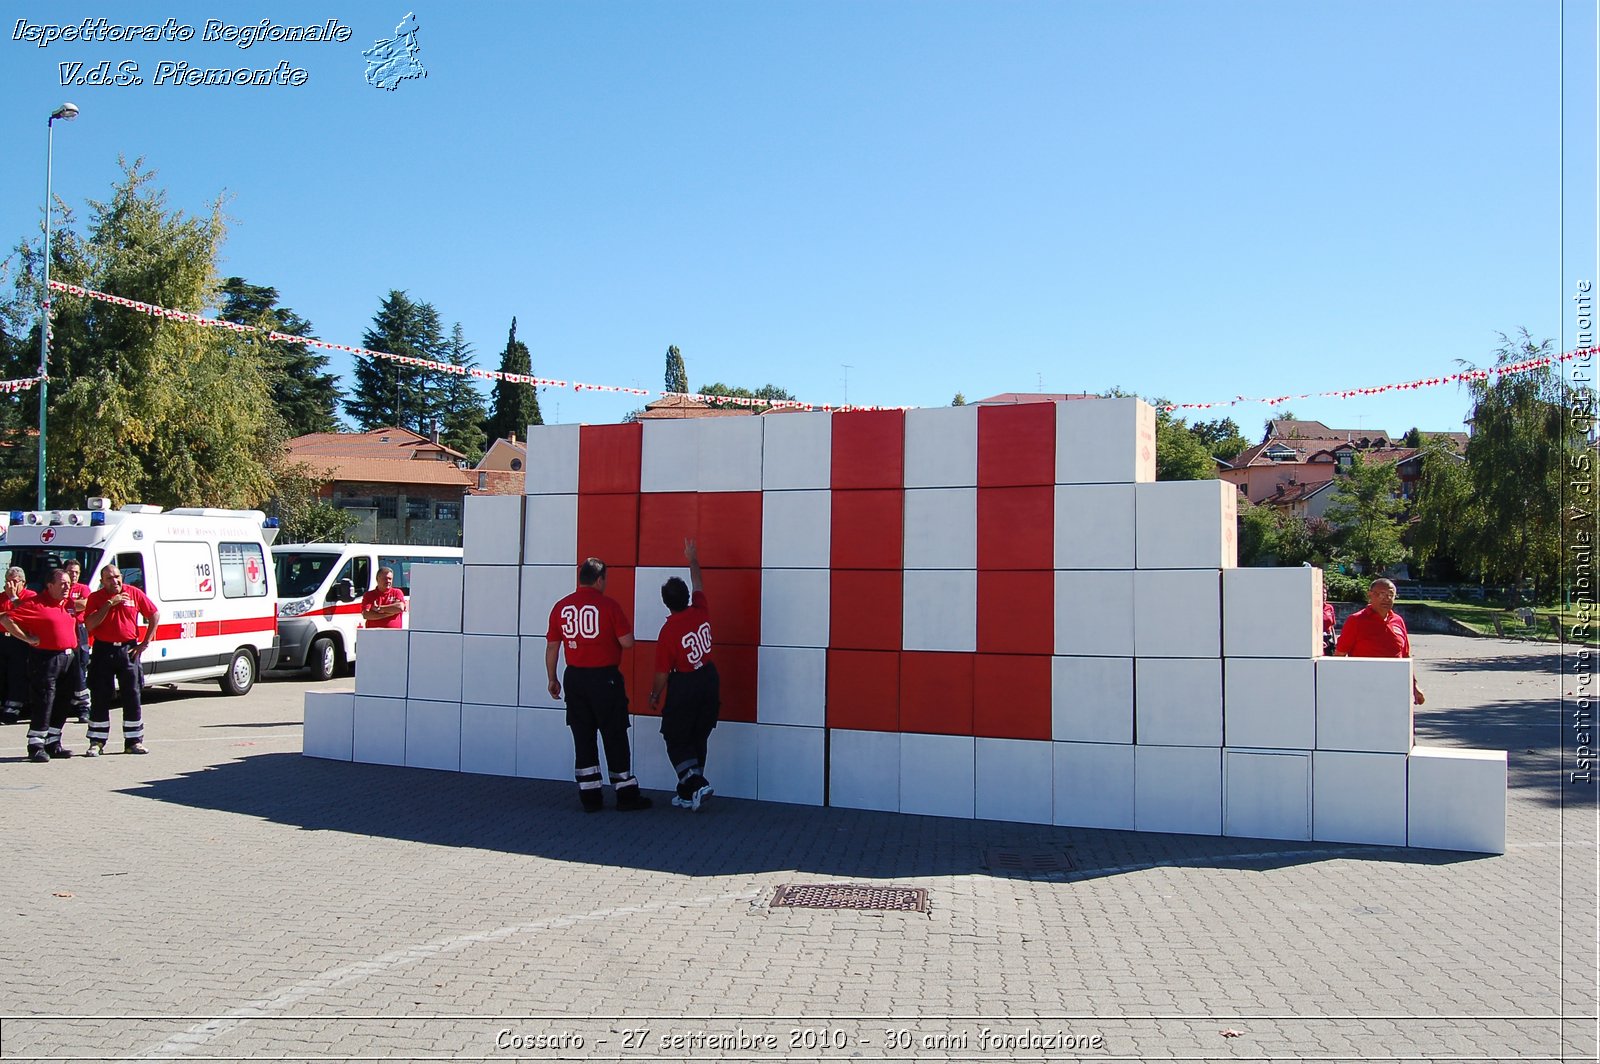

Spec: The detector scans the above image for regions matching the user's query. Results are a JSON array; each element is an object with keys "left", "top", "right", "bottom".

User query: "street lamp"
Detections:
[{"left": 38, "top": 101, "right": 78, "bottom": 510}]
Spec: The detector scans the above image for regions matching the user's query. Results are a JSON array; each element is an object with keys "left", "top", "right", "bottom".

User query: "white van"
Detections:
[
  {"left": 272, "top": 543, "right": 463, "bottom": 680},
  {"left": 0, "top": 500, "right": 280, "bottom": 695}
]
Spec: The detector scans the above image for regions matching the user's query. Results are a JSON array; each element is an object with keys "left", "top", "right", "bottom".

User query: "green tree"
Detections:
[
  {"left": 952, "top": 392, "right": 967, "bottom": 406},
  {"left": 700, "top": 381, "right": 796, "bottom": 412},
  {"left": 268, "top": 463, "right": 359, "bottom": 543},
  {"left": 664, "top": 344, "right": 688, "bottom": 394},
  {"left": 346, "top": 290, "right": 444, "bottom": 432},
  {"left": 436, "top": 323, "right": 488, "bottom": 461},
  {"left": 2, "top": 159, "right": 282, "bottom": 508},
  {"left": 1192, "top": 417, "right": 1249, "bottom": 461},
  {"left": 485, "top": 317, "right": 541, "bottom": 444},
  {"left": 216, "top": 277, "right": 342, "bottom": 437},
  {"left": 1324, "top": 453, "right": 1407, "bottom": 575}
]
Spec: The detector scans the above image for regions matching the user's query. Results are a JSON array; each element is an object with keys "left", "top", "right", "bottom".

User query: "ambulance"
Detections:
[{"left": 0, "top": 500, "right": 280, "bottom": 695}]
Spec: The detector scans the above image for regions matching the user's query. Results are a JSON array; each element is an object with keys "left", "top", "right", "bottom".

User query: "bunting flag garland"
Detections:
[{"left": 42, "top": 280, "right": 1595, "bottom": 414}]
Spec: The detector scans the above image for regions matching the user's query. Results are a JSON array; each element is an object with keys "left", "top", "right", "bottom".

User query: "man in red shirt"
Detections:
[
  {"left": 64, "top": 559, "right": 92, "bottom": 722},
  {"left": 83, "top": 565, "right": 161, "bottom": 756},
  {"left": 1335, "top": 578, "right": 1425, "bottom": 705},
  {"left": 545, "top": 558, "right": 651, "bottom": 812},
  {"left": 361, "top": 567, "right": 407, "bottom": 629},
  {"left": 0, "top": 566, "right": 36, "bottom": 725},
  {"left": 0, "top": 569, "right": 85, "bottom": 762},
  {"left": 650, "top": 539, "right": 719, "bottom": 812}
]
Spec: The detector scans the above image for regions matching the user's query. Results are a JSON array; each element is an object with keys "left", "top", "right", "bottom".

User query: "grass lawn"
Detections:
[{"left": 1398, "top": 598, "right": 1589, "bottom": 642}]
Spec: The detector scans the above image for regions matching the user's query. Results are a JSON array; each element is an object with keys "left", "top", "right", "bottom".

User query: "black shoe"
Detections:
[
  {"left": 579, "top": 792, "right": 604, "bottom": 813},
  {"left": 28, "top": 748, "right": 49, "bottom": 763},
  {"left": 0, "top": 713, "right": 19, "bottom": 726},
  {"left": 615, "top": 791, "right": 653, "bottom": 812},
  {"left": 45, "top": 743, "right": 72, "bottom": 759}
]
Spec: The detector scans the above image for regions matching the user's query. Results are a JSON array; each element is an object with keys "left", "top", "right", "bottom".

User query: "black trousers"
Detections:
[
  {"left": 660, "top": 663, "right": 720, "bottom": 796},
  {"left": 68, "top": 622, "right": 90, "bottom": 714},
  {"left": 0, "top": 635, "right": 28, "bottom": 719},
  {"left": 25, "top": 649, "right": 75, "bottom": 753},
  {"left": 563, "top": 666, "right": 636, "bottom": 799},
  {"left": 88, "top": 642, "right": 144, "bottom": 743}
]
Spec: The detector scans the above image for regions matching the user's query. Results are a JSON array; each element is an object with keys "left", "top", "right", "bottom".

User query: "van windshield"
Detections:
[
  {"left": 0, "top": 547, "right": 105, "bottom": 592},
  {"left": 274, "top": 552, "right": 341, "bottom": 598}
]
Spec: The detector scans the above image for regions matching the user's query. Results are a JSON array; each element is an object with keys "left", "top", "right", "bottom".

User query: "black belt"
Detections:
[{"left": 99, "top": 640, "right": 140, "bottom": 648}]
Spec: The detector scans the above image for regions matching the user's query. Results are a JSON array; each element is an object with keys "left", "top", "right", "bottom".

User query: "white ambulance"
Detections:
[
  {"left": 271, "top": 543, "right": 462, "bottom": 681},
  {"left": 0, "top": 500, "right": 280, "bottom": 695}
]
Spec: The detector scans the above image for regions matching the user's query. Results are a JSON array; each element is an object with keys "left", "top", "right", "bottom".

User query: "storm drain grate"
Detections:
[
  {"left": 770, "top": 883, "right": 929, "bottom": 912},
  {"left": 983, "top": 847, "right": 1074, "bottom": 874}
]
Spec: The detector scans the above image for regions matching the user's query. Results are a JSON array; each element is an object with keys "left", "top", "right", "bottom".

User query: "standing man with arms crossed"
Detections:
[
  {"left": 0, "top": 570, "right": 82, "bottom": 762},
  {"left": 545, "top": 558, "right": 651, "bottom": 812},
  {"left": 361, "top": 567, "right": 407, "bottom": 629},
  {"left": 650, "top": 539, "right": 719, "bottom": 812},
  {"left": 83, "top": 565, "right": 160, "bottom": 756},
  {"left": 1335, "top": 577, "right": 1425, "bottom": 705}
]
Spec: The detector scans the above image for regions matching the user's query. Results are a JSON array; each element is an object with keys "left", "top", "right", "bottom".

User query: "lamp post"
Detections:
[{"left": 38, "top": 101, "right": 78, "bottom": 511}]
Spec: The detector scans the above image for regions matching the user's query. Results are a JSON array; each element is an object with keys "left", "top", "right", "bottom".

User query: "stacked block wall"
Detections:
[{"left": 304, "top": 400, "right": 1506, "bottom": 853}]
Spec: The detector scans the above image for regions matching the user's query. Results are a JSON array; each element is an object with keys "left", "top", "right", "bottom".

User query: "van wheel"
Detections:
[
  {"left": 220, "top": 649, "right": 257, "bottom": 696},
  {"left": 309, "top": 637, "right": 339, "bottom": 682}
]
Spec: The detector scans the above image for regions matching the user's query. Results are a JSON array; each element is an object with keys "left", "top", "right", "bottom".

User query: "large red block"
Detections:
[
  {"left": 696, "top": 492, "right": 764, "bottom": 570},
  {"left": 826, "top": 649, "right": 899, "bottom": 731},
  {"left": 600, "top": 566, "right": 636, "bottom": 636},
  {"left": 714, "top": 643, "right": 758, "bottom": 723},
  {"left": 579, "top": 423, "right": 642, "bottom": 494},
  {"left": 832, "top": 410, "right": 905, "bottom": 489},
  {"left": 638, "top": 493, "right": 699, "bottom": 567},
  {"left": 973, "top": 653, "right": 1052, "bottom": 740},
  {"left": 627, "top": 643, "right": 658, "bottom": 716},
  {"left": 576, "top": 493, "right": 638, "bottom": 566},
  {"left": 699, "top": 568, "right": 762, "bottom": 647},
  {"left": 829, "top": 570, "right": 902, "bottom": 651},
  {"left": 830, "top": 490, "right": 904, "bottom": 570},
  {"left": 898, "top": 651, "right": 975, "bottom": 736},
  {"left": 977, "top": 570, "right": 1053, "bottom": 655},
  {"left": 978, "top": 403, "right": 1056, "bottom": 487},
  {"left": 976, "top": 486, "right": 1053, "bottom": 570}
]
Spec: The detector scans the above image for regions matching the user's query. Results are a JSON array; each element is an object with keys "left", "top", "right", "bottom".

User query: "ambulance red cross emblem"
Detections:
[
  {"left": 40, "top": 528, "right": 55, "bottom": 543},
  {"left": 246, "top": 557, "right": 261, "bottom": 583}
]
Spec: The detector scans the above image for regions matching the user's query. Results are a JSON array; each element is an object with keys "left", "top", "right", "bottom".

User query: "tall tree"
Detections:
[
  {"left": 664, "top": 344, "right": 688, "bottom": 394},
  {"left": 700, "top": 381, "right": 796, "bottom": 412},
  {"left": 485, "top": 316, "right": 541, "bottom": 442},
  {"left": 216, "top": 277, "right": 342, "bottom": 436},
  {"left": 2, "top": 159, "right": 282, "bottom": 508},
  {"left": 1324, "top": 453, "right": 1406, "bottom": 575},
  {"left": 1409, "top": 442, "right": 1477, "bottom": 581},
  {"left": 436, "top": 322, "right": 488, "bottom": 461},
  {"left": 1192, "top": 416, "right": 1249, "bottom": 461},
  {"left": 345, "top": 290, "right": 443, "bottom": 432}
]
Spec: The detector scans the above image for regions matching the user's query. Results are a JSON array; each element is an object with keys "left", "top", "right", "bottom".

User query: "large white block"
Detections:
[
  {"left": 900, "top": 733, "right": 975, "bottom": 819},
  {"left": 762, "top": 411, "right": 832, "bottom": 490},
  {"left": 1135, "top": 745, "right": 1222, "bottom": 835},
  {"left": 462, "top": 565, "right": 521, "bottom": 636},
  {"left": 828, "top": 729, "right": 900, "bottom": 811},
  {"left": 976, "top": 738, "right": 1053, "bottom": 824},
  {"left": 1134, "top": 569, "right": 1221, "bottom": 657},
  {"left": 1223, "top": 566, "right": 1323, "bottom": 658},
  {"left": 516, "top": 706, "right": 574, "bottom": 782},
  {"left": 761, "top": 490, "right": 831, "bottom": 569},
  {"left": 520, "top": 565, "right": 575, "bottom": 637},
  {"left": 756, "top": 646, "right": 826, "bottom": 726},
  {"left": 698, "top": 417, "right": 764, "bottom": 492},
  {"left": 902, "top": 488, "right": 977, "bottom": 569},
  {"left": 705, "top": 720, "right": 760, "bottom": 799},
  {"left": 1223, "top": 748, "right": 1311, "bottom": 841},
  {"left": 303, "top": 691, "right": 354, "bottom": 761},
  {"left": 460, "top": 703, "right": 518, "bottom": 776},
  {"left": 354, "top": 627, "right": 410, "bottom": 698},
  {"left": 1056, "top": 398, "right": 1156, "bottom": 485},
  {"left": 1054, "top": 570, "right": 1134, "bottom": 656},
  {"left": 1135, "top": 658, "right": 1223, "bottom": 747},
  {"left": 904, "top": 405, "right": 978, "bottom": 488},
  {"left": 522, "top": 494, "right": 578, "bottom": 567},
  {"left": 1315, "top": 657, "right": 1414, "bottom": 753},
  {"left": 1053, "top": 741, "right": 1136, "bottom": 830},
  {"left": 1312, "top": 750, "right": 1407, "bottom": 846},
  {"left": 757, "top": 724, "right": 825, "bottom": 805},
  {"left": 1051, "top": 656, "right": 1134, "bottom": 744},
  {"left": 640, "top": 419, "right": 700, "bottom": 493},
  {"left": 1135, "top": 480, "right": 1237, "bottom": 570},
  {"left": 632, "top": 566, "right": 678, "bottom": 643},
  {"left": 463, "top": 494, "right": 524, "bottom": 566},
  {"left": 759, "top": 568, "right": 830, "bottom": 648},
  {"left": 1407, "top": 746, "right": 1507, "bottom": 854},
  {"left": 902, "top": 570, "right": 977, "bottom": 652},
  {"left": 518, "top": 635, "right": 563, "bottom": 708},
  {"left": 1055, "top": 484, "right": 1136, "bottom": 569},
  {"left": 408, "top": 632, "right": 464, "bottom": 703},
  {"left": 628, "top": 716, "right": 678, "bottom": 792},
  {"left": 352, "top": 694, "right": 406, "bottom": 766},
  {"left": 461, "top": 634, "right": 520, "bottom": 707},
  {"left": 524, "top": 423, "right": 579, "bottom": 495},
  {"left": 405, "top": 699, "right": 462, "bottom": 772},
  {"left": 407, "top": 564, "right": 464, "bottom": 634},
  {"left": 1224, "top": 658, "right": 1315, "bottom": 750}
]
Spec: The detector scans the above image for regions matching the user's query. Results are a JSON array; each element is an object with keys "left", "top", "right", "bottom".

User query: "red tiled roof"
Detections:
[
  {"left": 636, "top": 395, "right": 756, "bottom": 419},
  {"left": 291, "top": 455, "right": 475, "bottom": 487},
  {"left": 973, "top": 393, "right": 1099, "bottom": 405}
]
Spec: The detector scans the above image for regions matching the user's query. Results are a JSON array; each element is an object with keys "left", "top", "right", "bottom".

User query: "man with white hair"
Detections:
[{"left": 1335, "top": 577, "right": 1426, "bottom": 705}]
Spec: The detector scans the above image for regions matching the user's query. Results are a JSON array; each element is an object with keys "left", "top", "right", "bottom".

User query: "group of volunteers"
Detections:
[{"left": 0, "top": 561, "right": 158, "bottom": 763}]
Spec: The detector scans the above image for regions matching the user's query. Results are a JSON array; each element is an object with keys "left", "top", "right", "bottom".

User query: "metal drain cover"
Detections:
[
  {"left": 770, "top": 883, "right": 929, "bottom": 912},
  {"left": 983, "top": 847, "right": 1074, "bottom": 874}
]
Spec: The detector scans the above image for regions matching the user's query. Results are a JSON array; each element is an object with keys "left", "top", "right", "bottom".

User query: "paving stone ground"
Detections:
[{"left": 0, "top": 633, "right": 1594, "bottom": 1062}]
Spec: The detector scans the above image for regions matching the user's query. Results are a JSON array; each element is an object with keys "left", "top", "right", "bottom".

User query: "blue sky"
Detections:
[{"left": 1, "top": 1, "right": 1594, "bottom": 440}]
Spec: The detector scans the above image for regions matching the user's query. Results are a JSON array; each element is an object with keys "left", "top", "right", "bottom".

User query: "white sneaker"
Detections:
[
  {"left": 690, "top": 784, "right": 713, "bottom": 811},
  {"left": 671, "top": 795, "right": 693, "bottom": 809}
]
